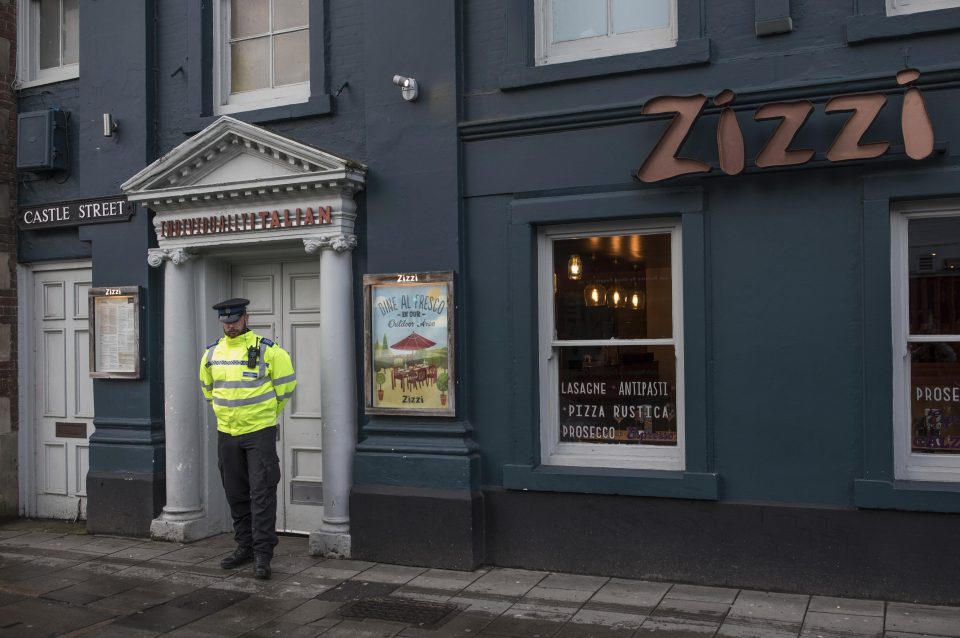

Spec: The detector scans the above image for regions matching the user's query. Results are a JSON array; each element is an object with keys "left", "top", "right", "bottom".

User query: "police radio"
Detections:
[{"left": 247, "top": 343, "right": 259, "bottom": 369}]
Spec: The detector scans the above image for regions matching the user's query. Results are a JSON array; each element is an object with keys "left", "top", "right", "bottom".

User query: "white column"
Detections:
[
  {"left": 147, "top": 247, "right": 208, "bottom": 542},
  {"left": 304, "top": 234, "right": 357, "bottom": 557}
]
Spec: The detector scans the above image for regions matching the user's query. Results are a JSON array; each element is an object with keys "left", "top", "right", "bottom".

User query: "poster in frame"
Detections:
[
  {"left": 363, "top": 272, "right": 454, "bottom": 416},
  {"left": 88, "top": 286, "right": 142, "bottom": 379}
]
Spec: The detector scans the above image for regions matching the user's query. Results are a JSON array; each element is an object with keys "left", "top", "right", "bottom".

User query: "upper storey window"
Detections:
[
  {"left": 18, "top": 0, "right": 79, "bottom": 87},
  {"left": 886, "top": 0, "right": 960, "bottom": 15},
  {"left": 215, "top": 0, "right": 310, "bottom": 114},
  {"left": 535, "top": 0, "right": 677, "bottom": 66}
]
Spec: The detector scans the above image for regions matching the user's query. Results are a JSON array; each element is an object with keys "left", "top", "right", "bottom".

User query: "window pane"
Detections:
[
  {"left": 231, "top": 0, "right": 269, "bottom": 39},
  {"left": 611, "top": 0, "right": 670, "bottom": 33},
  {"left": 558, "top": 345, "right": 677, "bottom": 445},
  {"left": 274, "top": 30, "right": 309, "bottom": 86},
  {"left": 62, "top": 0, "right": 79, "bottom": 65},
  {"left": 230, "top": 37, "right": 270, "bottom": 93},
  {"left": 553, "top": 233, "right": 672, "bottom": 340},
  {"left": 552, "top": 0, "right": 607, "bottom": 42},
  {"left": 909, "top": 347, "right": 960, "bottom": 454},
  {"left": 39, "top": 0, "right": 61, "bottom": 70},
  {"left": 908, "top": 217, "right": 960, "bottom": 335},
  {"left": 274, "top": 0, "right": 309, "bottom": 30}
]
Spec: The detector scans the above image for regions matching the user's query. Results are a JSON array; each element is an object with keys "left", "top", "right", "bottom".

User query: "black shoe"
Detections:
[
  {"left": 254, "top": 553, "right": 271, "bottom": 580},
  {"left": 220, "top": 546, "right": 254, "bottom": 569}
]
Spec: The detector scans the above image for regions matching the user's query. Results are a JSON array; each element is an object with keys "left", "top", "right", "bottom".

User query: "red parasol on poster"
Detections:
[{"left": 390, "top": 331, "right": 436, "bottom": 351}]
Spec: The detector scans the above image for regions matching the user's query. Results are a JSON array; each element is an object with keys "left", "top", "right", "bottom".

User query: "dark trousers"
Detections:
[{"left": 217, "top": 426, "right": 280, "bottom": 557}]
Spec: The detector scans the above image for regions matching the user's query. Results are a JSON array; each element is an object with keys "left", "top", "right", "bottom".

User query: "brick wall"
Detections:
[{"left": 0, "top": 0, "right": 17, "bottom": 517}]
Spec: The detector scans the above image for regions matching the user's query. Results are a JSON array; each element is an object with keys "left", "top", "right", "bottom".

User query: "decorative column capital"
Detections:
[
  {"left": 303, "top": 234, "right": 358, "bottom": 254},
  {"left": 147, "top": 247, "right": 196, "bottom": 267}
]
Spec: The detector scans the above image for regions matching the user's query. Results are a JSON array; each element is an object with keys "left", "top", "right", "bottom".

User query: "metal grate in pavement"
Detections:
[{"left": 337, "top": 596, "right": 461, "bottom": 627}]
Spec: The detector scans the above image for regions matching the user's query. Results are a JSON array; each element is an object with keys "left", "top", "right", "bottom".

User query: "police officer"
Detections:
[{"left": 199, "top": 298, "right": 297, "bottom": 579}]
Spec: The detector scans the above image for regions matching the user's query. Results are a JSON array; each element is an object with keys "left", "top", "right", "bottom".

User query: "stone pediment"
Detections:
[{"left": 121, "top": 116, "right": 366, "bottom": 210}]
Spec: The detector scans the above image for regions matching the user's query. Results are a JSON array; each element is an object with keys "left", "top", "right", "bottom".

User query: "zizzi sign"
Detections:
[
  {"left": 636, "top": 69, "right": 935, "bottom": 183},
  {"left": 17, "top": 196, "right": 134, "bottom": 230}
]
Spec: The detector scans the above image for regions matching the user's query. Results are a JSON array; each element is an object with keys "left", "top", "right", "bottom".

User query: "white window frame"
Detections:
[
  {"left": 886, "top": 0, "right": 960, "bottom": 15},
  {"left": 16, "top": 0, "right": 79, "bottom": 88},
  {"left": 891, "top": 200, "right": 960, "bottom": 482},
  {"left": 534, "top": 0, "right": 678, "bottom": 66},
  {"left": 213, "top": 0, "right": 310, "bottom": 115},
  {"left": 538, "top": 220, "right": 685, "bottom": 471}
]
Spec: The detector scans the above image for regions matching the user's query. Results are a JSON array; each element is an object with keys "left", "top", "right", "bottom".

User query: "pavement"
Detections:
[{"left": 1, "top": 520, "right": 959, "bottom": 638}]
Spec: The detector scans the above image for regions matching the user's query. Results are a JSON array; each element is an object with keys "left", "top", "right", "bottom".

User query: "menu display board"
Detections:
[
  {"left": 363, "top": 272, "right": 455, "bottom": 416},
  {"left": 88, "top": 287, "right": 141, "bottom": 379}
]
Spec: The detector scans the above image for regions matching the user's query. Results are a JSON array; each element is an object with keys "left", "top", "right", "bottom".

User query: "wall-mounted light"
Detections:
[
  {"left": 103, "top": 113, "right": 117, "bottom": 137},
  {"left": 392, "top": 75, "right": 419, "bottom": 101},
  {"left": 567, "top": 254, "right": 582, "bottom": 280}
]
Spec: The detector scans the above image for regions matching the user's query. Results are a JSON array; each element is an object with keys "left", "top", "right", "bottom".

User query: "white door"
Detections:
[
  {"left": 31, "top": 263, "right": 94, "bottom": 520},
  {"left": 231, "top": 261, "right": 323, "bottom": 533}
]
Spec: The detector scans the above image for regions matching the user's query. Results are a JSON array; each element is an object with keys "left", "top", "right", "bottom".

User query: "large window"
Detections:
[
  {"left": 893, "top": 207, "right": 960, "bottom": 481},
  {"left": 17, "top": 0, "right": 79, "bottom": 87},
  {"left": 535, "top": 0, "right": 677, "bottom": 66},
  {"left": 539, "top": 221, "right": 684, "bottom": 470},
  {"left": 886, "top": 0, "right": 960, "bottom": 15},
  {"left": 214, "top": 0, "right": 310, "bottom": 114}
]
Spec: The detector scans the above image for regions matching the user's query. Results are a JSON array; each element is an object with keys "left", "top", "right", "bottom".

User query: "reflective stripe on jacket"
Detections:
[{"left": 199, "top": 331, "right": 297, "bottom": 436}]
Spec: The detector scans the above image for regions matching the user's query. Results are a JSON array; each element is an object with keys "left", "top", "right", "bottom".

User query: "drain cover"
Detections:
[{"left": 338, "top": 596, "right": 460, "bottom": 627}]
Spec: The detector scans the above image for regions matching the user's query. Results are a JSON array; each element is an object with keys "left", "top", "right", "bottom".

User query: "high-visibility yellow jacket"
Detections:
[{"left": 199, "top": 330, "right": 297, "bottom": 436}]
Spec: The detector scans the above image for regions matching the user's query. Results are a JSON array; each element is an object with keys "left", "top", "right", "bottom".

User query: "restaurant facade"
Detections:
[{"left": 11, "top": 0, "right": 960, "bottom": 603}]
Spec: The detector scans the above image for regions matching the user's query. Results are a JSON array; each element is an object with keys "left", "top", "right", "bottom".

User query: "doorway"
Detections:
[
  {"left": 26, "top": 261, "right": 94, "bottom": 520},
  {"left": 231, "top": 261, "right": 323, "bottom": 533}
]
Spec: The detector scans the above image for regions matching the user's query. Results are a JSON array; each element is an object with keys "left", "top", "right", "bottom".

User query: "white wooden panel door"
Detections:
[
  {"left": 231, "top": 261, "right": 323, "bottom": 534},
  {"left": 33, "top": 264, "right": 93, "bottom": 520}
]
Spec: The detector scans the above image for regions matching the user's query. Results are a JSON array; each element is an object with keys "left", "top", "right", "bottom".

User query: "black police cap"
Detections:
[{"left": 212, "top": 298, "right": 250, "bottom": 323}]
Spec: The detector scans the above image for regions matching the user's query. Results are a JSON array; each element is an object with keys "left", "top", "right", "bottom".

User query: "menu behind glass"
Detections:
[
  {"left": 553, "top": 233, "right": 677, "bottom": 446},
  {"left": 908, "top": 217, "right": 960, "bottom": 454}
]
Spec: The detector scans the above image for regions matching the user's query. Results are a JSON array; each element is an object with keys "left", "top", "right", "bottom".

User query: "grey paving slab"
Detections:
[
  {"left": 448, "top": 595, "right": 515, "bottom": 616},
  {"left": 717, "top": 617, "right": 803, "bottom": 638},
  {"left": 799, "top": 610, "right": 883, "bottom": 637},
  {"left": 257, "top": 575, "right": 340, "bottom": 602},
  {"left": 807, "top": 596, "right": 885, "bottom": 617},
  {"left": 321, "top": 618, "right": 409, "bottom": 637},
  {"left": 0, "top": 591, "right": 28, "bottom": 606},
  {"left": 0, "top": 531, "right": 67, "bottom": 546},
  {"left": 587, "top": 579, "right": 671, "bottom": 611},
  {"left": 886, "top": 602, "right": 960, "bottom": 637},
  {"left": 108, "top": 546, "right": 179, "bottom": 563},
  {"left": 358, "top": 564, "right": 429, "bottom": 584},
  {"left": 278, "top": 598, "right": 345, "bottom": 624},
  {"left": 405, "top": 568, "right": 486, "bottom": 591},
  {"left": 729, "top": 590, "right": 810, "bottom": 624},
  {"left": 884, "top": 632, "right": 956, "bottom": 638},
  {"left": 169, "top": 595, "right": 292, "bottom": 637},
  {"left": 86, "top": 581, "right": 201, "bottom": 614},
  {"left": 524, "top": 585, "right": 597, "bottom": 604},
  {"left": 59, "top": 573, "right": 145, "bottom": 599},
  {"left": 0, "top": 597, "right": 117, "bottom": 636},
  {"left": 464, "top": 568, "right": 549, "bottom": 598},
  {"left": 481, "top": 611, "right": 566, "bottom": 637},
  {"left": 63, "top": 559, "right": 129, "bottom": 576},
  {"left": 637, "top": 617, "right": 719, "bottom": 637},
  {"left": 165, "top": 571, "right": 226, "bottom": 589},
  {"left": 652, "top": 596, "right": 733, "bottom": 623},
  {"left": 555, "top": 621, "right": 636, "bottom": 637},
  {"left": 299, "top": 563, "right": 369, "bottom": 581},
  {"left": 0, "top": 530, "right": 29, "bottom": 540},
  {"left": 274, "top": 535, "right": 311, "bottom": 556},
  {"left": 3, "top": 574, "right": 77, "bottom": 596},
  {"left": 667, "top": 583, "right": 740, "bottom": 604},
  {"left": 569, "top": 607, "right": 648, "bottom": 630},
  {"left": 31, "top": 534, "right": 99, "bottom": 552},
  {"left": 318, "top": 579, "right": 401, "bottom": 602},
  {"left": 539, "top": 573, "right": 610, "bottom": 592},
  {"left": 114, "top": 562, "right": 181, "bottom": 580},
  {"left": 399, "top": 611, "right": 497, "bottom": 637},
  {"left": 112, "top": 603, "right": 211, "bottom": 634},
  {"left": 510, "top": 600, "right": 582, "bottom": 616},
  {"left": 267, "top": 554, "right": 322, "bottom": 574},
  {"left": 75, "top": 622, "right": 161, "bottom": 638},
  {"left": 67, "top": 537, "right": 143, "bottom": 554},
  {"left": 41, "top": 586, "right": 105, "bottom": 605},
  {"left": 152, "top": 545, "right": 230, "bottom": 564},
  {"left": 243, "top": 619, "right": 330, "bottom": 637},
  {"left": 0, "top": 563, "right": 60, "bottom": 582},
  {"left": 208, "top": 572, "right": 278, "bottom": 594},
  {"left": 391, "top": 586, "right": 457, "bottom": 603}
]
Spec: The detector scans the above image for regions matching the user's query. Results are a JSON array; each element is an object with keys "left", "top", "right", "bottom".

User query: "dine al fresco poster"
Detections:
[{"left": 363, "top": 273, "right": 455, "bottom": 416}]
